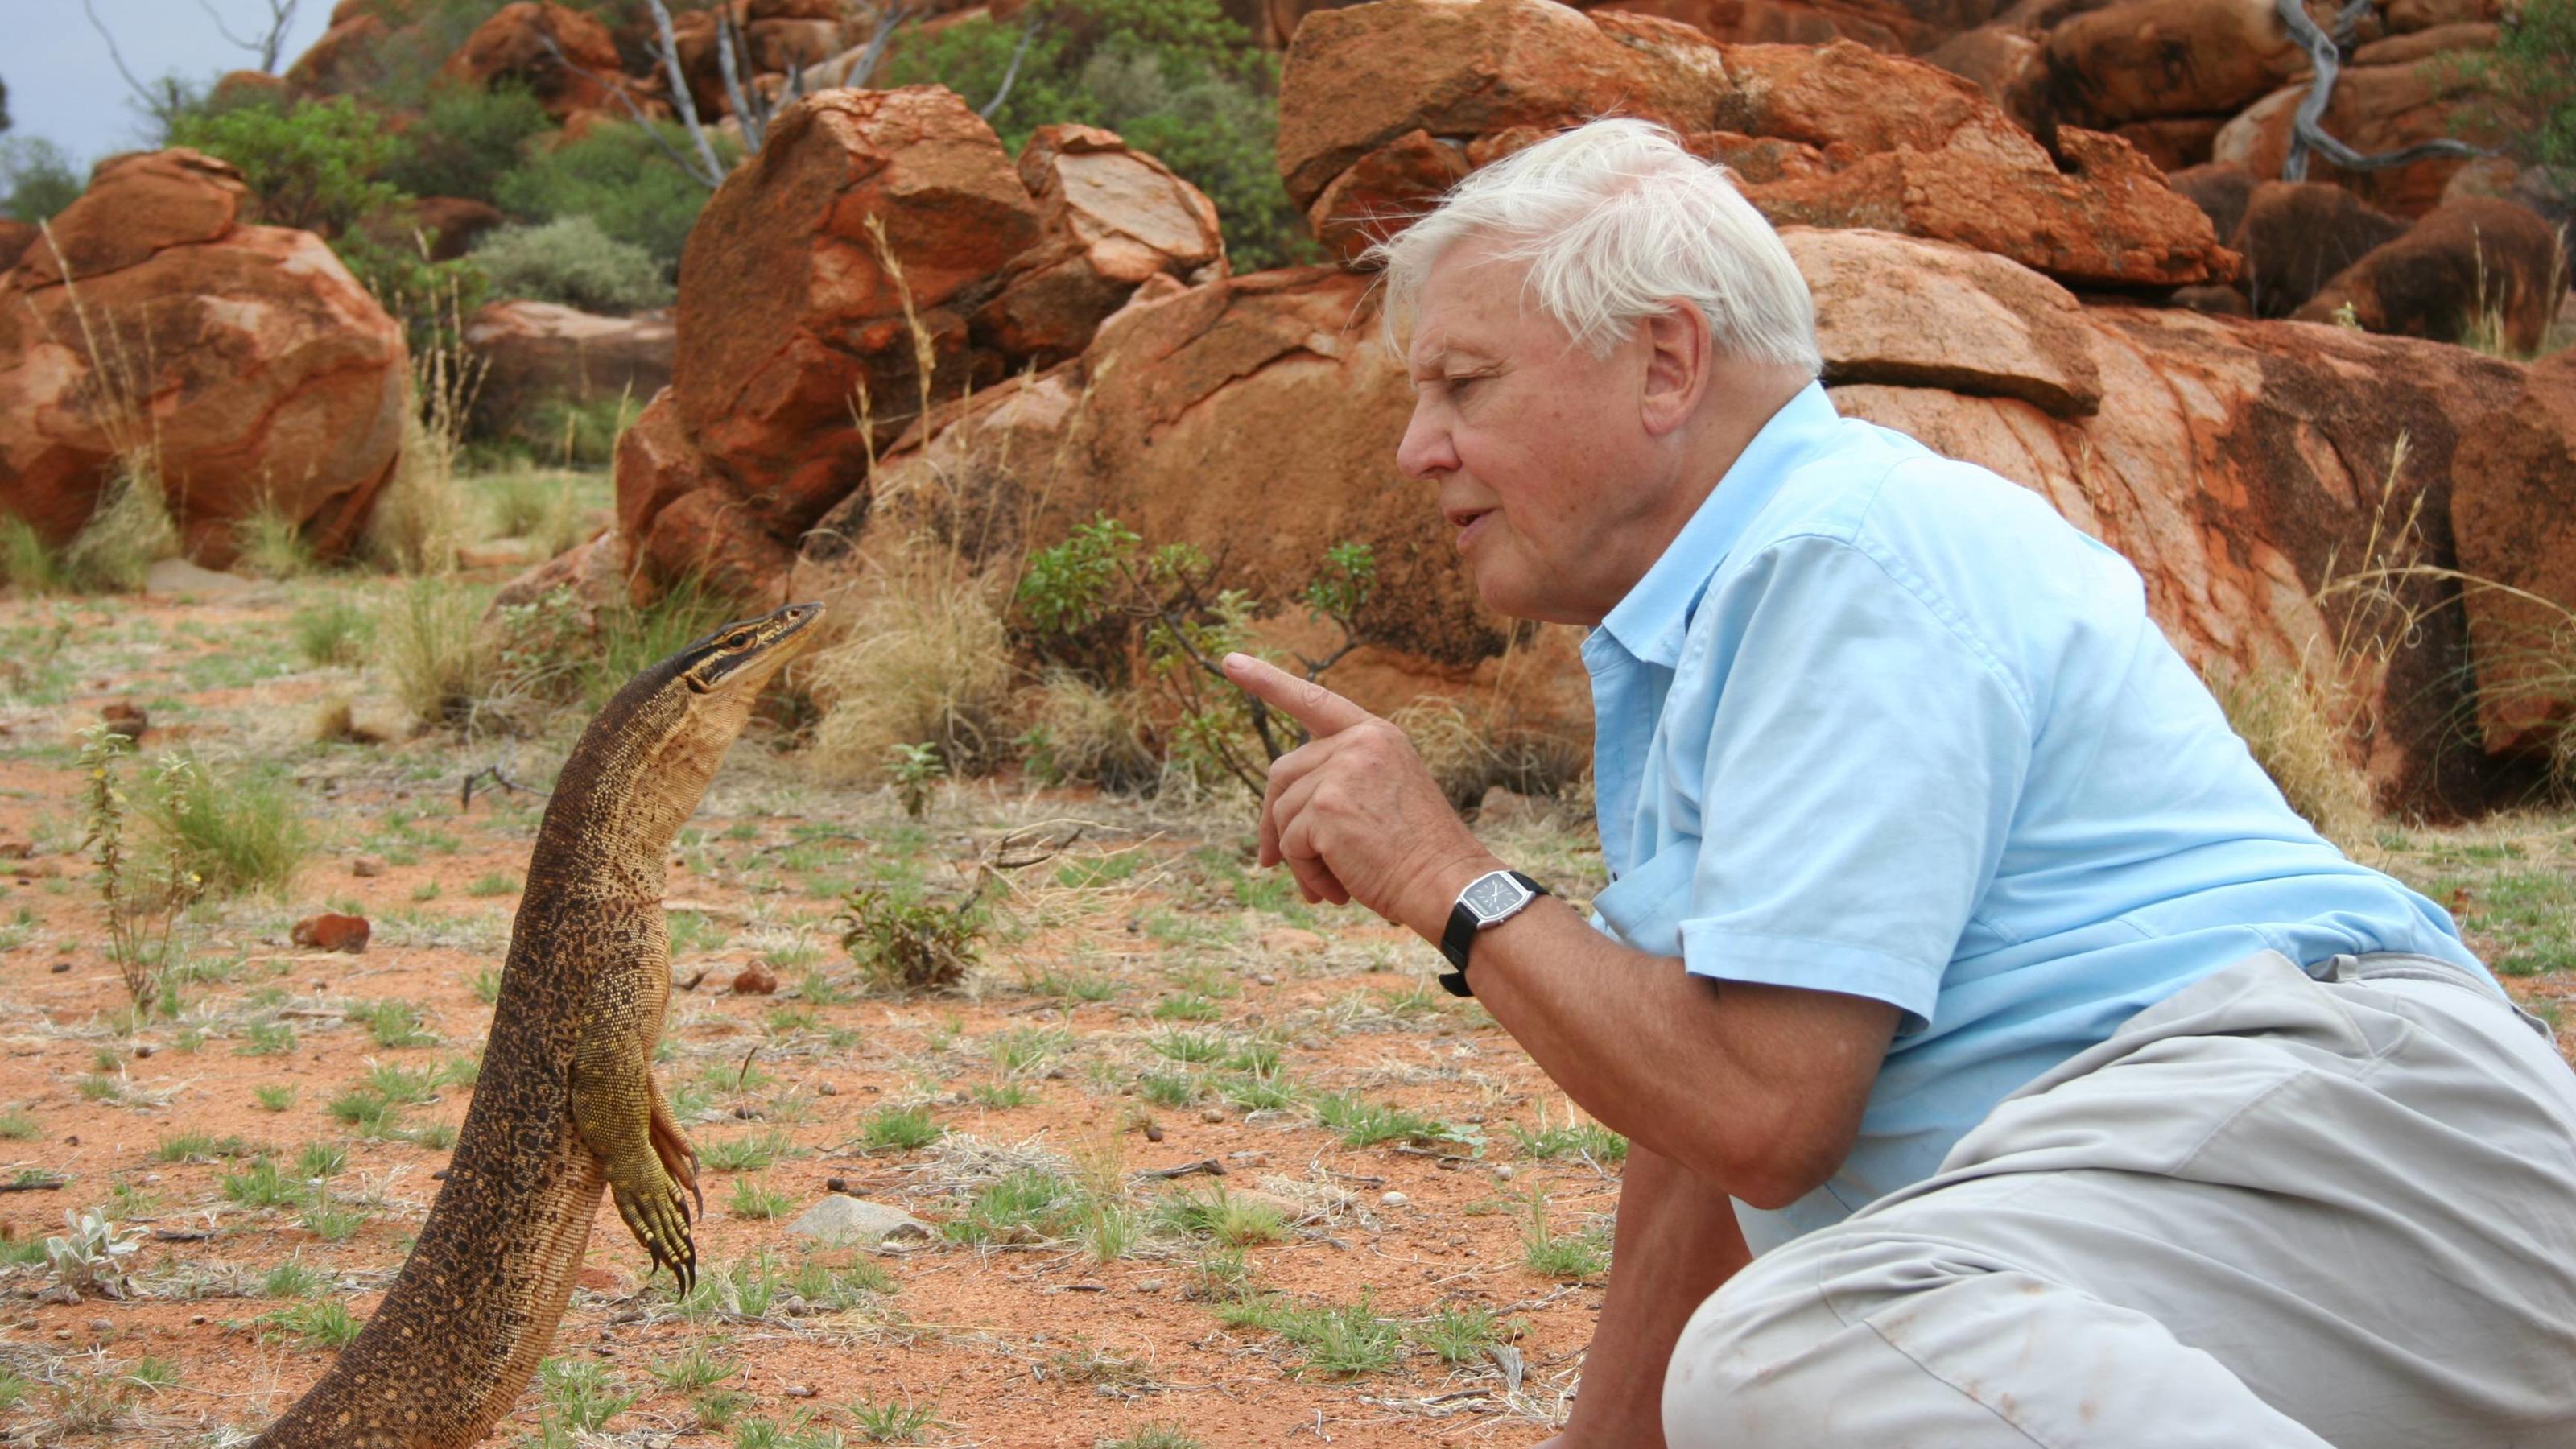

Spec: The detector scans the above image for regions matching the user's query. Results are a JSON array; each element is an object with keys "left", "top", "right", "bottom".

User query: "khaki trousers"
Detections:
[{"left": 1662, "top": 950, "right": 2576, "bottom": 1447}]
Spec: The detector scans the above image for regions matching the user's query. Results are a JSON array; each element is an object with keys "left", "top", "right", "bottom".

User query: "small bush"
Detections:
[
  {"left": 52, "top": 473, "right": 180, "bottom": 594},
  {"left": 137, "top": 757, "right": 312, "bottom": 897},
  {"left": 379, "top": 573, "right": 497, "bottom": 726},
  {"left": 230, "top": 499, "right": 315, "bottom": 580},
  {"left": 470, "top": 216, "right": 675, "bottom": 314},
  {"left": 0, "top": 135, "right": 83, "bottom": 223},
  {"left": 383, "top": 83, "right": 551, "bottom": 205},
  {"left": 840, "top": 886, "right": 985, "bottom": 991},
  {"left": 493, "top": 121, "right": 733, "bottom": 275},
  {"left": 292, "top": 599, "right": 374, "bottom": 667},
  {"left": 168, "top": 97, "right": 399, "bottom": 237},
  {"left": 807, "top": 547, "right": 1017, "bottom": 782}
]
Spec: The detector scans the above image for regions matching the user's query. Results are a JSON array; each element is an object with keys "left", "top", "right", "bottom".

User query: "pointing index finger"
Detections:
[{"left": 1223, "top": 653, "right": 1376, "bottom": 737}]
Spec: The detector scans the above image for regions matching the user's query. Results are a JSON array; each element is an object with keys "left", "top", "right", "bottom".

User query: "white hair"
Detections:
[{"left": 1367, "top": 118, "right": 1822, "bottom": 377}]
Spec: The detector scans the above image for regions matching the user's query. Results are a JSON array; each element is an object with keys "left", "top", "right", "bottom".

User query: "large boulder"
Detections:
[
  {"left": 624, "top": 90, "right": 1224, "bottom": 593},
  {"left": 2230, "top": 180, "right": 2409, "bottom": 316},
  {"left": 2291, "top": 196, "right": 2567, "bottom": 355},
  {"left": 2165, "top": 159, "right": 2258, "bottom": 243},
  {"left": 1279, "top": 1, "right": 2235, "bottom": 289},
  {"left": 1785, "top": 227, "right": 2101, "bottom": 416},
  {"left": 2033, "top": 0, "right": 2306, "bottom": 127},
  {"left": 2212, "top": 52, "right": 2498, "bottom": 217},
  {"left": 2450, "top": 351, "right": 2576, "bottom": 759},
  {"left": 465, "top": 300, "right": 677, "bottom": 442},
  {"left": 0, "top": 151, "right": 407, "bottom": 567},
  {"left": 440, "top": 2, "right": 630, "bottom": 121}
]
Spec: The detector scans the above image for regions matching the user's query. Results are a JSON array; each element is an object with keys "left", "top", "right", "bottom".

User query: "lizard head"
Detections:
[{"left": 673, "top": 601, "right": 824, "bottom": 701}]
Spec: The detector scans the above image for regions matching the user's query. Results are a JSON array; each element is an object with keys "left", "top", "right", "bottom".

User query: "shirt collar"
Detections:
[{"left": 1596, "top": 382, "right": 1843, "bottom": 670}]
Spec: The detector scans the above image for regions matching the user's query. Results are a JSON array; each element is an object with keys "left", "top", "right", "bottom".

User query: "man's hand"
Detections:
[{"left": 1223, "top": 653, "right": 1499, "bottom": 939}]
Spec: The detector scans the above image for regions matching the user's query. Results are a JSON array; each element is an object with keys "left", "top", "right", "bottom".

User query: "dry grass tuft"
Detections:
[
  {"left": 1389, "top": 699, "right": 1588, "bottom": 814},
  {"left": 56, "top": 472, "right": 178, "bottom": 594},
  {"left": 378, "top": 574, "right": 497, "bottom": 727},
  {"left": 1018, "top": 670, "right": 1160, "bottom": 792},
  {"left": 367, "top": 287, "right": 484, "bottom": 576},
  {"left": 806, "top": 542, "right": 1017, "bottom": 781},
  {"left": 2202, "top": 661, "right": 2378, "bottom": 848}
]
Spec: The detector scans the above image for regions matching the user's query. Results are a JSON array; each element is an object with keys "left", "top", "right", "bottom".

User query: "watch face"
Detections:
[{"left": 1463, "top": 872, "right": 1527, "bottom": 922}]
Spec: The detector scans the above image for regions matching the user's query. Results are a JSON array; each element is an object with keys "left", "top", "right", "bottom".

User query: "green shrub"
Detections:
[
  {"left": 884, "top": 0, "right": 1314, "bottom": 270},
  {"left": 167, "top": 97, "right": 399, "bottom": 236},
  {"left": 470, "top": 216, "right": 673, "bottom": 313},
  {"left": 0, "top": 135, "right": 83, "bottom": 223},
  {"left": 493, "top": 122, "right": 733, "bottom": 275},
  {"left": 138, "top": 756, "right": 313, "bottom": 897},
  {"left": 384, "top": 83, "right": 551, "bottom": 204},
  {"left": 2446, "top": 0, "right": 2576, "bottom": 179}
]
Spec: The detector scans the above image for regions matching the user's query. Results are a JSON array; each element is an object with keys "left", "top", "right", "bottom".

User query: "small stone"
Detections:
[
  {"left": 132, "top": 1044, "right": 152, "bottom": 1059},
  {"left": 825, "top": 1177, "right": 852, "bottom": 1194},
  {"left": 1134, "top": 1278, "right": 1165, "bottom": 1293},
  {"left": 289, "top": 913, "right": 370, "bottom": 954},
  {"left": 53, "top": 1328, "right": 70, "bottom": 1340},
  {"left": 1199, "top": 1108, "right": 1225, "bottom": 1124},
  {"left": 350, "top": 857, "right": 387, "bottom": 877},
  {"left": 99, "top": 701, "right": 147, "bottom": 744},
  {"left": 189, "top": 1314, "right": 207, "bottom": 1325},
  {"left": 48, "top": 961, "right": 68, "bottom": 973},
  {"left": 729, "top": 965, "right": 779, "bottom": 995},
  {"left": 817, "top": 1080, "right": 837, "bottom": 1096},
  {"left": 1255, "top": 973, "right": 1277, "bottom": 986},
  {"left": 87, "top": 1317, "right": 112, "bottom": 1334},
  {"left": 1493, "top": 1164, "right": 1515, "bottom": 1181},
  {"left": 1380, "top": 1191, "right": 1409, "bottom": 1208},
  {"left": 1142, "top": 1122, "right": 1164, "bottom": 1143},
  {"left": 784, "top": 1195, "right": 933, "bottom": 1246},
  {"left": 784, "top": 1384, "right": 816, "bottom": 1398}
]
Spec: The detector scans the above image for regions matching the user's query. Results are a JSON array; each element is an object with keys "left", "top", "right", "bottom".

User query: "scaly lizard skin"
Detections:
[{"left": 251, "top": 602, "right": 822, "bottom": 1449}]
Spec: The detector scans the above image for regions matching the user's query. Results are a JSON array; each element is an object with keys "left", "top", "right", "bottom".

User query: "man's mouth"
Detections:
[{"left": 1449, "top": 508, "right": 1495, "bottom": 552}]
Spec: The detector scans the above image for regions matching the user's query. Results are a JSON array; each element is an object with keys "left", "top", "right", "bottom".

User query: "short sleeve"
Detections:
[{"left": 1665, "top": 532, "right": 2032, "bottom": 1033}]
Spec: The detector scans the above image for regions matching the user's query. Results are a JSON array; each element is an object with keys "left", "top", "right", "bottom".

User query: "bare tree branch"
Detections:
[
  {"left": 193, "top": 0, "right": 302, "bottom": 72},
  {"left": 2275, "top": 0, "right": 2491, "bottom": 180},
  {"left": 715, "top": 5, "right": 764, "bottom": 152},
  {"left": 82, "top": 0, "right": 191, "bottom": 128},
  {"left": 841, "top": 3, "right": 912, "bottom": 89},
  {"left": 980, "top": 15, "right": 1041, "bottom": 121},
  {"left": 534, "top": 29, "right": 723, "bottom": 188},
  {"left": 645, "top": 0, "right": 729, "bottom": 186}
]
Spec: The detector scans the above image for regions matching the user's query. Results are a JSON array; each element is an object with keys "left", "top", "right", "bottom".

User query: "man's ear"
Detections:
[{"left": 1639, "top": 302, "right": 1714, "bottom": 438}]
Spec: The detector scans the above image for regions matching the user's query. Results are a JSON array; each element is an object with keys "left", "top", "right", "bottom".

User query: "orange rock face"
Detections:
[
  {"left": 2451, "top": 352, "right": 2576, "bottom": 759},
  {"left": 2035, "top": 0, "right": 2306, "bottom": 127},
  {"left": 0, "top": 151, "right": 407, "bottom": 567},
  {"left": 2292, "top": 196, "right": 2567, "bottom": 356},
  {"left": 1278, "top": 2, "right": 2234, "bottom": 288},
  {"left": 465, "top": 300, "right": 676, "bottom": 443},
  {"left": 440, "top": 2, "right": 630, "bottom": 120},
  {"left": 2213, "top": 59, "right": 2498, "bottom": 218}
]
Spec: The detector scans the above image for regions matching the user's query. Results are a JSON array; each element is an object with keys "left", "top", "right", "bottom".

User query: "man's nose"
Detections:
[{"left": 1396, "top": 402, "right": 1457, "bottom": 481}]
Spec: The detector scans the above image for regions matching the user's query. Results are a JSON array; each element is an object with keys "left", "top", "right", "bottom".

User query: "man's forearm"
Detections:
[
  {"left": 1437, "top": 885, "right": 1894, "bottom": 1207},
  {"left": 1559, "top": 1143, "right": 1755, "bottom": 1447}
]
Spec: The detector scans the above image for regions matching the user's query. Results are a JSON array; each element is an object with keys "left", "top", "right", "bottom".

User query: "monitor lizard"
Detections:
[{"left": 251, "top": 601, "right": 823, "bottom": 1448}]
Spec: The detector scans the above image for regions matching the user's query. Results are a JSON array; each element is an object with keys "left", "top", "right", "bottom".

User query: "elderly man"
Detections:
[{"left": 1220, "top": 118, "right": 2576, "bottom": 1447}]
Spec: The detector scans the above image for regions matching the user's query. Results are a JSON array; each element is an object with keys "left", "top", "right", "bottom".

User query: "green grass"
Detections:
[
  {"left": 1521, "top": 1196, "right": 1612, "bottom": 1282},
  {"left": 262, "top": 1259, "right": 327, "bottom": 1298},
  {"left": 1154, "top": 1183, "right": 1287, "bottom": 1246},
  {"left": 262, "top": 1298, "right": 363, "bottom": 1349},
  {"left": 2458, "top": 869, "right": 2576, "bottom": 976},
  {"left": 291, "top": 597, "right": 374, "bottom": 667},
  {"left": 944, "top": 1168, "right": 1076, "bottom": 1246},
  {"left": 538, "top": 1356, "right": 638, "bottom": 1435},
  {"left": 0, "top": 1108, "right": 35, "bottom": 1140},
  {"left": 1315, "top": 1092, "right": 1461, "bottom": 1149},
  {"left": 850, "top": 1396, "right": 940, "bottom": 1443},
  {"left": 1506, "top": 1113, "right": 1629, "bottom": 1165},
  {"left": 968, "top": 1080, "right": 1034, "bottom": 1109},
  {"left": 353, "top": 998, "right": 436, "bottom": 1049},
  {"left": 1414, "top": 1303, "right": 1513, "bottom": 1364},
  {"left": 1136, "top": 1070, "right": 1197, "bottom": 1108},
  {"left": 299, "top": 1202, "right": 366, "bottom": 1242},
  {"left": 296, "top": 1141, "right": 348, "bottom": 1179},
  {"left": 140, "top": 757, "right": 313, "bottom": 897},
  {"left": 466, "top": 871, "right": 519, "bottom": 898},
  {"left": 861, "top": 1104, "right": 942, "bottom": 1153},
  {"left": 791, "top": 1255, "right": 895, "bottom": 1307},
  {"left": 1150, "top": 992, "right": 1224, "bottom": 1022},
  {"left": 471, "top": 967, "right": 502, "bottom": 1003},
  {"left": 151, "top": 1130, "right": 262, "bottom": 1163},
  {"left": 648, "top": 1344, "right": 741, "bottom": 1394},
  {"left": 726, "top": 1177, "right": 794, "bottom": 1220},
  {"left": 234, "top": 1020, "right": 295, "bottom": 1056},
  {"left": 1216, "top": 1294, "right": 1403, "bottom": 1377},
  {"left": 700, "top": 1129, "right": 791, "bottom": 1172},
  {"left": 254, "top": 1083, "right": 297, "bottom": 1113},
  {"left": 223, "top": 1157, "right": 312, "bottom": 1210},
  {"left": 1149, "top": 1029, "right": 1227, "bottom": 1064}
]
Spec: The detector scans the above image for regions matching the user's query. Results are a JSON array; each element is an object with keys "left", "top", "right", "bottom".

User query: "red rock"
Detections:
[
  {"left": 2165, "top": 161, "right": 2258, "bottom": 248},
  {"left": 1921, "top": 25, "right": 2042, "bottom": 117},
  {"left": 2381, "top": 0, "right": 2502, "bottom": 27},
  {"left": 730, "top": 964, "right": 780, "bottom": 994},
  {"left": 634, "top": 486, "right": 798, "bottom": 602},
  {"left": 2450, "top": 351, "right": 2576, "bottom": 758},
  {"left": 2349, "top": 19, "right": 2499, "bottom": 65},
  {"left": 672, "top": 88, "right": 1040, "bottom": 539},
  {"left": 612, "top": 390, "right": 712, "bottom": 558},
  {"left": 351, "top": 857, "right": 388, "bottom": 877},
  {"left": 411, "top": 196, "right": 506, "bottom": 262},
  {"left": 2292, "top": 197, "right": 2567, "bottom": 356},
  {"left": 208, "top": 70, "right": 291, "bottom": 112},
  {"left": 1786, "top": 227, "right": 2101, "bottom": 417},
  {"left": 975, "top": 124, "right": 1229, "bottom": 362},
  {"left": 2231, "top": 180, "right": 2409, "bottom": 316},
  {"left": 1279, "top": 6, "right": 2234, "bottom": 289},
  {"left": 440, "top": 2, "right": 629, "bottom": 121},
  {"left": 2110, "top": 117, "right": 2225, "bottom": 172},
  {"left": 2213, "top": 60, "right": 2499, "bottom": 218},
  {"left": 99, "top": 701, "right": 148, "bottom": 743},
  {"left": 0, "top": 221, "right": 35, "bottom": 276},
  {"left": 1584, "top": 0, "right": 1903, "bottom": 50},
  {"left": 291, "top": 914, "right": 372, "bottom": 953},
  {"left": 465, "top": 300, "right": 676, "bottom": 442},
  {"left": 2036, "top": 0, "right": 2305, "bottom": 126},
  {"left": 0, "top": 150, "right": 407, "bottom": 568},
  {"left": 284, "top": 14, "right": 393, "bottom": 96}
]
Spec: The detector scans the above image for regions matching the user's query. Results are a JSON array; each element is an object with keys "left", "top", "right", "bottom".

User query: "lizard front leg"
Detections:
[{"left": 571, "top": 967, "right": 697, "bottom": 1294}]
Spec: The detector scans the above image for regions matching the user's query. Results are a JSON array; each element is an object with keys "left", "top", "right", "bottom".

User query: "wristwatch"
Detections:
[{"left": 1436, "top": 869, "right": 1550, "bottom": 997}]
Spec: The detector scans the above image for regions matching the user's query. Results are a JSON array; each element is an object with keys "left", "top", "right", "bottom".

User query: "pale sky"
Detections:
[{"left": 6, "top": 0, "right": 336, "bottom": 166}]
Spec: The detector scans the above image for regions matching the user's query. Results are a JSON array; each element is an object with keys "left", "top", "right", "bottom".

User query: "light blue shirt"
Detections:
[{"left": 1584, "top": 382, "right": 2488, "bottom": 1253}]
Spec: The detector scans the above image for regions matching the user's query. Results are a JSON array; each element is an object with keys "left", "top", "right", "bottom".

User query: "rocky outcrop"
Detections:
[
  {"left": 2450, "top": 351, "right": 2576, "bottom": 759},
  {"left": 465, "top": 300, "right": 676, "bottom": 442},
  {"left": 2035, "top": 0, "right": 2306, "bottom": 129},
  {"left": 2165, "top": 160, "right": 2257, "bottom": 243},
  {"left": 2231, "top": 180, "right": 2409, "bottom": 316},
  {"left": 621, "top": 89, "right": 1225, "bottom": 596},
  {"left": 754, "top": 233, "right": 2554, "bottom": 811},
  {"left": 0, "top": 150, "right": 407, "bottom": 567},
  {"left": 1278, "top": 0, "right": 2234, "bottom": 289},
  {"left": 440, "top": 2, "right": 630, "bottom": 121},
  {"left": 2292, "top": 196, "right": 2567, "bottom": 356}
]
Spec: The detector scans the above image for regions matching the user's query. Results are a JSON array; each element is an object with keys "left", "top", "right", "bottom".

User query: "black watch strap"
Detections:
[{"left": 1436, "top": 871, "right": 1548, "bottom": 998}]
